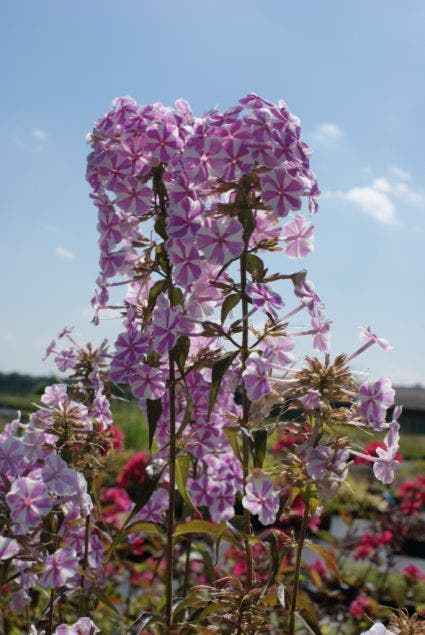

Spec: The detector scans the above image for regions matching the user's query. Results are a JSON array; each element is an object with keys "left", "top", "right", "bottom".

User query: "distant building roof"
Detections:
[{"left": 395, "top": 385, "right": 425, "bottom": 411}]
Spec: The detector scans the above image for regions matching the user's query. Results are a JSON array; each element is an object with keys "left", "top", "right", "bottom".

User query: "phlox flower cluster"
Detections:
[
  {"left": 84, "top": 94, "right": 403, "bottom": 535},
  {"left": 0, "top": 390, "right": 102, "bottom": 613}
]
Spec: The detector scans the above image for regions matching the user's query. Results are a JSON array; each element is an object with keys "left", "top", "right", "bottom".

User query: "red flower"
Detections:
[
  {"left": 111, "top": 425, "right": 124, "bottom": 451},
  {"left": 349, "top": 595, "right": 373, "bottom": 619},
  {"left": 117, "top": 451, "right": 149, "bottom": 490}
]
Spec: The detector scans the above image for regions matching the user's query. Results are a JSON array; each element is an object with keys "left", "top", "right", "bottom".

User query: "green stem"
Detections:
[
  {"left": 240, "top": 248, "right": 253, "bottom": 591},
  {"left": 79, "top": 514, "right": 91, "bottom": 616},
  {"left": 289, "top": 503, "right": 309, "bottom": 635}
]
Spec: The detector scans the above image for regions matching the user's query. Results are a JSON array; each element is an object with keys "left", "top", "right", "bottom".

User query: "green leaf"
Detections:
[
  {"left": 208, "top": 351, "right": 239, "bottom": 417},
  {"left": 175, "top": 454, "right": 197, "bottom": 513},
  {"left": 245, "top": 253, "right": 265, "bottom": 281},
  {"left": 296, "top": 590, "right": 323, "bottom": 635},
  {"left": 124, "top": 520, "right": 163, "bottom": 536},
  {"left": 304, "top": 541, "right": 341, "bottom": 581},
  {"left": 146, "top": 397, "right": 162, "bottom": 450},
  {"left": 176, "top": 393, "right": 193, "bottom": 438},
  {"left": 221, "top": 293, "right": 241, "bottom": 323},
  {"left": 127, "top": 611, "right": 164, "bottom": 635},
  {"left": 253, "top": 428, "right": 268, "bottom": 468},
  {"left": 223, "top": 425, "right": 242, "bottom": 463},
  {"left": 146, "top": 278, "right": 167, "bottom": 314},
  {"left": 172, "top": 335, "right": 190, "bottom": 372},
  {"left": 170, "top": 286, "right": 184, "bottom": 306},
  {"left": 174, "top": 520, "right": 240, "bottom": 547}
]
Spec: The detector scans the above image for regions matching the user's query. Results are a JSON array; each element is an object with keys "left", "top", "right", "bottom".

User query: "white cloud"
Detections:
[
  {"left": 313, "top": 122, "right": 344, "bottom": 143},
  {"left": 325, "top": 167, "right": 425, "bottom": 225},
  {"left": 344, "top": 187, "right": 396, "bottom": 224},
  {"left": 55, "top": 246, "right": 75, "bottom": 260},
  {"left": 31, "top": 128, "right": 48, "bottom": 141},
  {"left": 389, "top": 166, "right": 411, "bottom": 181}
]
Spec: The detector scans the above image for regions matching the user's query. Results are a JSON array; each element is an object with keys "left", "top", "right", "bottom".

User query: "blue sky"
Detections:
[{"left": 1, "top": 0, "right": 424, "bottom": 386}]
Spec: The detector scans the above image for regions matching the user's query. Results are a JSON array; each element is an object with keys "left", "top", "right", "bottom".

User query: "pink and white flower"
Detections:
[
  {"left": 282, "top": 214, "right": 314, "bottom": 259},
  {"left": 242, "top": 353, "right": 271, "bottom": 402},
  {"left": 261, "top": 167, "right": 306, "bottom": 217},
  {"left": 196, "top": 217, "right": 244, "bottom": 266},
  {"left": 6, "top": 477, "right": 52, "bottom": 534},
  {"left": 242, "top": 474, "right": 280, "bottom": 525},
  {"left": 130, "top": 364, "right": 167, "bottom": 402}
]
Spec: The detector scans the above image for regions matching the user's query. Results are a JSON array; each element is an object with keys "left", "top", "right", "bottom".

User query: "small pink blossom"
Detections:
[
  {"left": 187, "top": 475, "right": 221, "bottom": 507},
  {"left": 152, "top": 294, "right": 183, "bottom": 354},
  {"left": 166, "top": 197, "right": 202, "bottom": 238},
  {"left": 282, "top": 214, "right": 314, "bottom": 259},
  {"left": 54, "top": 349, "right": 76, "bottom": 372},
  {"left": 54, "top": 617, "right": 100, "bottom": 635},
  {"left": 39, "top": 547, "right": 79, "bottom": 588},
  {"left": 261, "top": 166, "right": 306, "bottom": 217},
  {"left": 358, "top": 378, "right": 395, "bottom": 428},
  {"left": 196, "top": 217, "right": 244, "bottom": 266},
  {"left": 6, "top": 477, "right": 52, "bottom": 534},
  {"left": 242, "top": 474, "right": 280, "bottom": 525},
  {"left": 299, "top": 389, "right": 324, "bottom": 410},
  {"left": 144, "top": 121, "right": 183, "bottom": 163},
  {"left": 209, "top": 481, "right": 236, "bottom": 523},
  {"left": 0, "top": 536, "right": 20, "bottom": 560},
  {"left": 360, "top": 325, "right": 394, "bottom": 352},
  {"left": 130, "top": 364, "right": 167, "bottom": 402},
  {"left": 246, "top": 282, "right": 284, "bottom": 319},
  {"left": 115, "top": 176, "right": 151, "bottom": 215},
  {"left": 167, "top": 238, "right": 203, "bottom": 287},
  {"left": 210, "top": 139, "right": 254, "bottom": 181},
  {"left": 242, "top": 353, "right": 271, "bottom": 402}
]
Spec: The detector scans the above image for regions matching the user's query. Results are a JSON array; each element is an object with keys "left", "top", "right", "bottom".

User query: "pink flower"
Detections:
[
  {"left": 242, "top": 474, "right": 280, "bottom": 525},
  {"left": 144, "top": 121, "right": 183, "bottom": 162},
  {"left": 130, "top": 364, "right": 166, "bottom": 402},
  {"left": 299, "top": 389, "right": 324, "bottom": 410},
  {"left": 152, "top": 295, "right": 183, "bottom": 354},
  {"left": 0, "top": 536, "right": 20, "bottom": 560},
  {"left": 41, "top": 383, "right": 67, "bottom": 407},
  {"left": 134, "top": 488, "right": 168, "bottom": 522},
  {"left": 360, "top": 325, "right": 394, "bottom": 352},
  {"left": 54, "top": 617, "right": 100, "bottom": 635},
  {"left": 261, "top": 167, "right": 306, "bottom": 217},
  {"left": 166, "top": 197, "right": 202, "bottom": 238},
  {"left": 372, "top": 422, "right": 400, "bottom": 484},
  {"left": 115, "top": 176, "right": 151, "bottom": 215},
  {"left": 260, "top": 335, "right": 295, "bottom": 367},
  {"left": 196, "top": 217, "right": 244, "bottom": 266},
  {"left": 294, "top": 279, "right": 324, "bottom": 316},
  {"left": 349, "top": 594, "right": 372, "bottom": 620},
  {"left": 97, "top": 206, "right": 123, "bottom": 249},
  {"left": 210, "top": 139, "right": 254, "bottom": 181},
  {"left": 42, "top": 453, "right": 79, "bottom": 496},
  {"left": 242, "top": 353, "right": 271, "bottom": 402},
  {"left": 311, "top": 317, "right": 332, "bottom": 352},
  {"left": 167, "top": 238, "right": 203, "bottom": 287},
  {"left": 0, "top": 436, "right": 25, "bottom": 475},
  {"left": 188, "top": 475, "right": 221, "bottom": 507},
  {"left": 54, "top": 349, "right": 76, "bottom": 372},
  {"left": 39, "top": 547, "right": 79, "bottom": 588},
  {"left": 246, "top": 282, "right": 284, "bottom": 319},
  {"left": 282, "top": 214, "right": 314, "bottom": 259},
  {"left": 401, "top": 564, "right": 425, "bottom": 582},
  {"left": 358, "top": 378, "right": 395, "bottom": 428},
  {"left": 182, "top": 137, "right": 222, "bottom": 183},
  {"left": 6, "top": 477, "right": 52, "bottom": 534},
  {"left": 209, "top": 481, "right": 236, "bottom": 523},
  {"left": 114, "top": 328, "right": 149, "bottom": 363}
]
